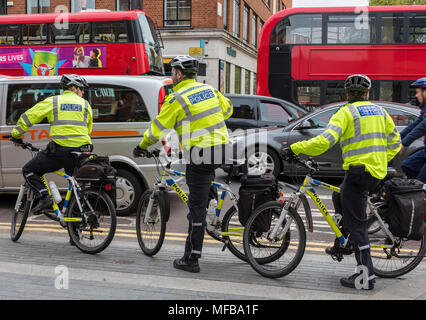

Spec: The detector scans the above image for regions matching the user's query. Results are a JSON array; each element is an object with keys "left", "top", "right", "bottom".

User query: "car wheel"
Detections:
[
  {"left": 246, "top": 147, "right": 281, "bottom": 177},
  {"left": 115, "top": 168, "right": 142, "bottom": 216}
]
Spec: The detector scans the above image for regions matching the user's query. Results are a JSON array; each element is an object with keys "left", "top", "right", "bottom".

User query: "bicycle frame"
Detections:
[
  {"left": 150, "top": 165, "right": 242, "bottom": 237},
  {"left": 273, "top": 175, "right": 395, "bottom": 250}
]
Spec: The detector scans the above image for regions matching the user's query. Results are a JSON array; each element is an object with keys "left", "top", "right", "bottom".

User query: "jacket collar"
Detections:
[{"left": 173, "top": 78, "right": 196, "bottom": 92}]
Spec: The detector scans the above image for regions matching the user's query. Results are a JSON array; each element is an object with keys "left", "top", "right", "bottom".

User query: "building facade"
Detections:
[{"left": 1, "top": 0, "right": 292, "bottom": 94}]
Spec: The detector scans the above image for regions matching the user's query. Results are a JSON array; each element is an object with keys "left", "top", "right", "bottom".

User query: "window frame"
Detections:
[
  {"left": 233, "top": 0, "right": 240, "bottom": 37},
  {"left": 164, "top": 0, "right": 192, "bottom": 27},
  {"left": 27, "top": 0, "right": 50, "bottom": 14}
]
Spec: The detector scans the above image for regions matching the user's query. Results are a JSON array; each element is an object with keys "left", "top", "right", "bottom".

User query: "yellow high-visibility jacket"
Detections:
[
  {"left": 11, "top": 90, "right": 93, "bottom": 148},
  {"left": 139, "top": 79, "right": 233, "bottom": 150},
  {"left": 291, "top": 101, "right": 401, "bottom": 180}
]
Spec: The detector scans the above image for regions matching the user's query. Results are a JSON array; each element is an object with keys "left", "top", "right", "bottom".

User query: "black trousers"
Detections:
[
  {"left": 22, "top": 142, "right": 77, "bottom": 199},
  {"left": 332, "top": 165, "right": 380, "bottom": 279},
  {"left": 184, "top": 162, "right": 219, "bottom": 260}
]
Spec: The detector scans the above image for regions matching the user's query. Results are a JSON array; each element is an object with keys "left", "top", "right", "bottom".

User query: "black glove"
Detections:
[
  {"left": 10, "top": 136, "right": 23, "bottom": 145},
  {"left": 280, "top": 147, "right": 295, "bottom": 162},
  {"left": 133, "top": 146, "right": 147, "bottom": 158}
]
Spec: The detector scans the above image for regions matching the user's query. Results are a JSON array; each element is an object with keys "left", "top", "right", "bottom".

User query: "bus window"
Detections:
[
  {"left": 0, "top": 25, "right": 20, "bottom": 45},
  {"left": 380, "top": 81, "right": 402, "bottom": 102},
  {"left": 327, "top": 14, "right": 375, "bottom": 44},
  {"left": 381, "top": 13, "right": 404, "bottom": 44},
  {"left": 139, "top": 14, "right": 164, "bottom": 75},
  {"left": 325, "top": 82, "right": 346, "bottom": 104},
  {"left": 23, "top": 24, "right": 47, "bottom": 45},
  {"left": 85, "top": 85, "right": 149, "bottom": 123},
  {"left": 270, "top": 14, "right": 322, "bottom": 44},
  {"left": 408, "top": 12, "right": 426, "bottom": 44},
  {"left": 50, "top": 22, "right": 89, "bottom": 44},
  {"left": 93, "top": 21, "right": 128, "bottom": 43},
  {"left": 6, "top": 84, "right": 60, "bottom": 125},
  {"left": 293, "top": 81, "right": 321, "bottom": 110}
]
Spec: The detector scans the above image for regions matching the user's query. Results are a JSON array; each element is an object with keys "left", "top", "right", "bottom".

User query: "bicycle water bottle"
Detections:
[
  {"left": 206, "top": 199, "right": 217, "bottom": 225},
  {"left": 49, "top": 181, "right": 62, "bottom": 204}
]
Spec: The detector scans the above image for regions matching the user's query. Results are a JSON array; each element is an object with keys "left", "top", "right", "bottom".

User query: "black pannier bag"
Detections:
[
  {"left": 238, "top": 173, "right": 279, "bottom": 233},
  {"left": 380, "top": 178, "right": 426, "bottom": 241},
  {"left": 74, "top": 155, "right": 117, "bottom": 208}
]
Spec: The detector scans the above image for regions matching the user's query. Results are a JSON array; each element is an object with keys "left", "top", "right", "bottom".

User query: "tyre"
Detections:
[
  {"left": 10, "top": 187, "right": 32, "bottom": 242},
  {"left": 67, "top": 188, "right": 117, "bottom": 254},
  {"left": 244, "top": 202, "right": 306, "bottom": 279},
  {"left": 221, "top": 206, "right": 247, "bottom": 262},
  {"left": 246, "top": 146, "right": 281, "bottom": 178},
  {"left": 370, "top": 225, "right": 426, "bottom": 278},
  {"left": 367, "top": 213, "right": 381, "bottom": 235},
  {"left": 136, "top": 190, "right": 167, "bottom": 256},
  {"left": 115, "top": 168, "right": 142, "bottom": 216}
]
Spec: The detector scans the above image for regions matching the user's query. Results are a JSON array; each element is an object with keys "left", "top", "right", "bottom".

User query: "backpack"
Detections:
[
  {"left": 74, "top": 155, "right": 117, "bottom": 208},
  {"left": 237, "top": 173, "right": 280, "bottom": 233},
  {"left": 380, "top": 178, "right": 426, "bottom": 241}
]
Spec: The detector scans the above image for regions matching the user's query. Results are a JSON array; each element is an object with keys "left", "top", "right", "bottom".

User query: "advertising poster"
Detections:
[{"left": 0, "top": 46, "right": 106, "bottom": 75}]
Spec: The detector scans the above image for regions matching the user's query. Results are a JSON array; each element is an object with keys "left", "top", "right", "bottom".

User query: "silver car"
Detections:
[{"left": 0, "top": 75, "right": 173, "bottom": 215}]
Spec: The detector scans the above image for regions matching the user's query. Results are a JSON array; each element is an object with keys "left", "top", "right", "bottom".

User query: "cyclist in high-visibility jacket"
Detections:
[
  {"left": 284, "top": 74, "right": 401, "bottom": 290},
  {"left": 11, "top": 74, "right": 93, "bottom": 213},
  {"left": 134, "top": 55, "right": 233, "bottom": 273}
]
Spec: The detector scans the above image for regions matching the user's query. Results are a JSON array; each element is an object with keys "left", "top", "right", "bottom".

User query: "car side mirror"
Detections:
[{"left": 296, "top": 120, "right": 313, "bottom": 130}]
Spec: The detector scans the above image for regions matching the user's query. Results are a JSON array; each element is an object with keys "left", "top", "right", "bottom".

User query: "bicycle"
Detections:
[
  {"left": 134, "top": 149, "right": 288, "bottom": 263},
  {"left": 4, "top": 135, "right": 117, "bottom": 254},
  {"left": 243, "top": 154, "right": 426, "bottom": 279}
]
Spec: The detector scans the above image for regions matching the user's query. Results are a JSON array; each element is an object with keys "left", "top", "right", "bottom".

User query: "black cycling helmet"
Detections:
[
  {"left": 169, "top": 55, "right": 199, "bottom": 75},
  {"left": 344, "top": 74, "right": 372, "bottom": 92},
  {"left": 60, "top": 74, "right": 89, "bottom": 90}
]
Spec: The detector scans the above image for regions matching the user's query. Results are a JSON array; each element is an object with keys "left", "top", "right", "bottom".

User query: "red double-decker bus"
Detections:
[
  {"left": 0, "top": 10, "right": 164, "bottom": 76},
  {"left": 257, "top": 5, "right": 426, "bottom": 110}
]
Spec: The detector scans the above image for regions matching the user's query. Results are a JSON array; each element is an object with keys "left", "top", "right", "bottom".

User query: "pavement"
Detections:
[{"left": 0, "top": 221, "right": 424, "bottom": 301}]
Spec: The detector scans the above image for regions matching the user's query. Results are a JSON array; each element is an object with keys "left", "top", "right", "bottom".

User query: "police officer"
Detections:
[
  {"left": 134, "top": 55, "right": 233, "bottom": 273},
  {"left": 11, "top": 74, "right": 93, "bottom": 213},
  {"left": 283, "top": 74, "right": 401, "bottom": 290},
  {"left": 400, "top": 77, "right": 426, "bottom": 183}
]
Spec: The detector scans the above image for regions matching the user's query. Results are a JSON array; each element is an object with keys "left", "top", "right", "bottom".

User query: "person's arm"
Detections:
[
  {"left": 401, "top": 116, "right": 426, "bottom": 147},
  {"left": 400, "top": 114, "right": 421, "bottom": 140},
  {"left": 290, "top": 108, "right": 346, "bottom": 156},
  {"left": 87, "top": 102, "right": 93, "bottom": 136},
  {"left": 139, "top": 95, "right": 178, "bottom": 149},
  {"left": 384, "top": 110, "right": 401, "bottom": 162},
  {"left": 216, "top": 90, "right": 233, "bottom": 120},
  {"left": 11, "top": 97, "right": 53, "bottom": 139}
]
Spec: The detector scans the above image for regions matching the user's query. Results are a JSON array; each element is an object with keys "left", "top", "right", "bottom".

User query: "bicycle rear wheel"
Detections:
[
  {"left": 67, "top": 188, "right": 117, "bottom": 254},
  {"left": 10, "top": 186, "right": 32, "bottom": 242},
  {"left": 136, "top": 190, "right": 167, "bottom": 256},
  {"left": 243, "top": 202, "right": 306, "bottom": 279},
  {"left": 370, "top": 223, "right": 426, "bottom": 278}
]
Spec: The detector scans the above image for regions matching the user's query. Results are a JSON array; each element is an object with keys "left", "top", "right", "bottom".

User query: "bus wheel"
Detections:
[{"left": 115, "top": 168, "right": 142, "bottom": 216}]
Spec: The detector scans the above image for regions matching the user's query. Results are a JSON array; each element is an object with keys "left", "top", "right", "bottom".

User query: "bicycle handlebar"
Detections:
[{"left": 3, "top": 135, "right": 39, "bottom": 152}]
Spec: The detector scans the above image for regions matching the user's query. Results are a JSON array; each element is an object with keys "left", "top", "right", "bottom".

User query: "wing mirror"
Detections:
[{"left": 296, "top": 120, "right": 313, "bottom": 130}]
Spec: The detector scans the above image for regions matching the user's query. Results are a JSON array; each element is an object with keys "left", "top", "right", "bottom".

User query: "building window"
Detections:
[
  {"left": 1, "top": 0, "right": 6, "bottom": 14},
  {"left": 223, "top": 0, "right": 228, "bottom": 30},
  {"left": 117, "top": 0, "right": 142, "bottom": 10},
  {"left": 234, "top": 66, "right": 241, "bottom": 94},
  {"left": 251, "top": 13, "right": 257, "bottom": 47},
  {"left": 164, "top": 0, "right": 191, "bottom": 27},
  {"left": 233, "top": 0, "right": 240, "bottom": 37},
  {"left": 243, "top": 5, "right": 249, "bottom": 42},
  {"left": 253, "top": 73, "right": 256, "bottom": 95},
  {"left": 225, "top": 62, "right": 231, "bottom": 94},
  {"left": 245, "top": 69, "right": 250, "bottom": 94},
  {"left": 27, "top": 0, "right": 50, "bottom": 14},
  {"left": 71, "top": 0, "right": 96, "bottom": 12}
]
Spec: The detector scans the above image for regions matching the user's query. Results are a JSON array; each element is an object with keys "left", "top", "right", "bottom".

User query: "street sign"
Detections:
[{"left": 189, "top": 47, "right": 203, "bottom": 56}]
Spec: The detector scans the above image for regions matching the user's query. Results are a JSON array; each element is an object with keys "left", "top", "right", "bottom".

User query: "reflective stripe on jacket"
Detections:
[
  {"left": 290, "top": 101, "right": 401, "bottom": 180},
  {"left": 11, "top": 90, "right": 93, "bottom": 148},
  {"left": 139, "top": 79, "right": 233, "bottom": 150}
]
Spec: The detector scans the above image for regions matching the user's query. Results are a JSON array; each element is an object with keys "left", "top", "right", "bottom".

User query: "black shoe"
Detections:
[
  {"left": 340, "top": 273, "right": 375, "bottom": 290},
  {"left": 32, "top": 196, "right": 53, "bottom": 214},
  {"left": 173, "top": 257, "right": 200, "bottom": 273},
  {"left": 325, "top": 245, "right": 353, "bottom": 256}
]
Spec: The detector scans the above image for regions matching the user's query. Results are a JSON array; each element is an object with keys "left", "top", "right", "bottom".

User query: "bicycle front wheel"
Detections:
[
  {"left": 67, "top": 188, "right": 117, "bottom": 254},
  {"left": 243, "top": 201, "right": 306, "bottom": 279},
  {"left": 370, "top": 224, "right": 426, "bottom": 278},
  {"left": 136, "top": 190, "right": 167, "bottom": 256},
  {"left": 10, "top": 186, "right": 32, "bottom": 242}
]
